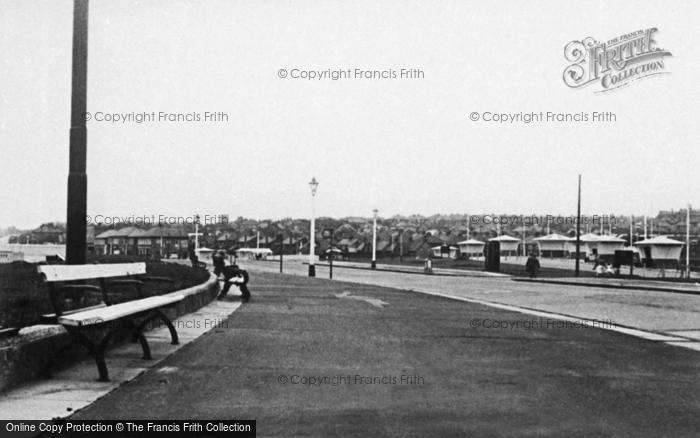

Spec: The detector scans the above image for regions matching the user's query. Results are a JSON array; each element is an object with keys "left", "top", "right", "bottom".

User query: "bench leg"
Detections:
[
  {"left": 155, "top": 309, "right": 179, "bottom": 345},
  {"left": 94, "top": 352, "right": 110, "bottom": 382},
  {"left": 131, "top": 328, "right": 152, "bottom": 360},
  {"left": 133, "top": 309, "right": 180, "bottom": 346},
  {"left": 67, "top": 328, "right": 110, "bottom": 382},
  {"left": 100, "top": 321, "right": 152, "bottom": 362}
]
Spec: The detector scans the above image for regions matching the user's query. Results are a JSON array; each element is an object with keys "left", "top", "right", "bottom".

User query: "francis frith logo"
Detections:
[{"left": 563, "top": 28, "right": 672, "bottom": 92}]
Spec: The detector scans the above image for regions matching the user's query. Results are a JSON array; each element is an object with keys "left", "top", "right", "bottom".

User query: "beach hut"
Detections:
[
  {"left": 430, "top": 245, "right": 453, "bottom": 258},
  {"left": 488, "top": 235, "right": 520, "bottom": 256},
  {"left": 533, "top": 233, "right": 573, "bottom": 258},
  {"left": 568, "top": 233, "right": 597, "bottom": 260},
  {"left": 595, "top": 235, "right": 626, "bottom": 260},
  {"left": 635, "top": 236, "right": 684, "bottom": 268},
  {"left": 457, "top": 239, "right": 485, "bottom": 258},
  {"left": 577, "top": 234, "right": 625, "bottom": 262}
]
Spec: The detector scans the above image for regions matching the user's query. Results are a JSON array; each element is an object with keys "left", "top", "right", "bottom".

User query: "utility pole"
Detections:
[
  {"left": 66, "top": 0, "right": 89, "bottom": 264},
  {"left": 629, "top": 215, "right": 633, "bottom": 247},
  {"left": 575, "top": 175, "right": 581, "bottom": 277},
  {"left": 329, "top": 229, "right": 334, "bottom": 279},
  {"left": 278, "top": 234, "right": 283, "bottom": 273},
  {"left": 687, "top": 204, "right": 692, "bottom": 279},
  {"left": 371, "top": 209, "right": 378, "bottom": 269}
]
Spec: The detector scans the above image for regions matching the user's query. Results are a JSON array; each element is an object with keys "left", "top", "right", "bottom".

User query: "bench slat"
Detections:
[
  {"left": 38, "top": 263, "right": 147, "bottom": 282},
  {"left": 58, "top": 295, "right": 184, "bottom": 326},
  {"left": 42, "top": 303, "right": 107, "bottom": 320}
]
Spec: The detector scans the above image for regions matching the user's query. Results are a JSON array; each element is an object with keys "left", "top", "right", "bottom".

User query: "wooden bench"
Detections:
[{"left": 38, "top": 262, "right": 185, "bottom": 381}]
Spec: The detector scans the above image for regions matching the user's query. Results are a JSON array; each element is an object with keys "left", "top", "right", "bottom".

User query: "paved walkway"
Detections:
[
  {"left": 0, "top": 300, "right": 241, "bottom": 420},
  {"left": 71, "top": 273, "right": 700, "bottom": 437}
]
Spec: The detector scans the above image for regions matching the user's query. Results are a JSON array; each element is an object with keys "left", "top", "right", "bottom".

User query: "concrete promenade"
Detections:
[
  {"left": 243, "top": 259, "right": 700, "bottom": 351},
  {"left": 70, "top": 272, "right": 700, "bottom": 437},
  {"left": 4, "top": 262, "right": 700, "bottom": 436}
]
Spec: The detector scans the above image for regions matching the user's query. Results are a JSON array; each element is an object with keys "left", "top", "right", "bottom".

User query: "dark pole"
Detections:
[
  {"left": 278, "top": 234, "right": 283, "bottom": 273},
  {"left": 575, "top": 174, "right": 581, "bottom": 277},
  {"left": 66, "top": 0, "right": 89, "bottom": 265},
  {"left": 329, "top": 229, "right": 333, "bottom": 279}
]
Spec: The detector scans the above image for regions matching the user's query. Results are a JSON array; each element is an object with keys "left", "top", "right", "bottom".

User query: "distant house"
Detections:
[
  {"left": 337, "top": 238, "right": 359, "bottom": 254},
  {"left": 216, "top": 232, "right": 237, "bottom": 249},
  {"left": 409, "top": 234, "right": 443, "bottom": 259},
  {"left": 236, "top": 234, "right": 258, "bottom": 248},
  {"left": 261, "top": 236, "right": 303, "bottom": 254},
  {"left": 33, "top": 222, "right": 66, "bottom": 244},
  {"left": 376, "top": 240, "right": 393, "bottom": 256},
  {"left": 134, "top": 227, "right": 188, "bottom": 258},
  {"left": 346, "top": 217, "right": 368, "bottom": 226},
  {"left": 94, "top": 229, "right": 119, "bottom": 255},
  {"left": 95, "top": 227, "right": 187, "bottom": 257},
  {"left": 334, "top": 224, "right": 357, "bottom": 239}
]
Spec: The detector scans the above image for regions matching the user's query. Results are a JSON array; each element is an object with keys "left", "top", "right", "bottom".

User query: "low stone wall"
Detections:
[{"left": 0, "top": 272, "right": 220, "bottom": 392}]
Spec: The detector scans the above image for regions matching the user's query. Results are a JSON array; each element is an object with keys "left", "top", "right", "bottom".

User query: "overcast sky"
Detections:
[{"left": 1, "top": 0, "right": 698, "bottom": 228}]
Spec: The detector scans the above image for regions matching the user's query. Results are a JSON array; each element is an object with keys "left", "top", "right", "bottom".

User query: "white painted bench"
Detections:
[{"left": 38, "top": 262, "right": 184, "bottom": 381}]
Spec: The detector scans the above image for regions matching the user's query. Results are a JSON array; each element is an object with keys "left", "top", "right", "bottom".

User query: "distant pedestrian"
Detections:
[
  {"left": 217, "top": 263, "right": 251, "bottom": 302},
  {"left": 525, "top": 253, "right": 540, "bottom": 278},
  {"left": 212, "top": 250, "right": 226, "bottom": 277},
  {"left": 605, "top": 264, "right": 616, "bottom": 276},
  {"left": 424, "top": 257, "right": 433, "bottom": 274},
  {"left": 593, "top": 257, "right": 606, "bottom": 277}
]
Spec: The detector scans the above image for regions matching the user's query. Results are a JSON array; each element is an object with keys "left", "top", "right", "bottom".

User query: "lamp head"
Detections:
[{"left": 309, "top": 177, "right": 319, "bottom": 196}]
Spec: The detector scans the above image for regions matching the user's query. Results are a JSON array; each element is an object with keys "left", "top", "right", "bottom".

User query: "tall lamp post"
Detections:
[
  {"left": 371, "top": 208, "right": 378, "bottom": 269},
  {"left": 308, "top": 177, "right": 319, "bottom": 277},
  {"left": 66, "top": 0, "right": 89, "bottom": 264}
]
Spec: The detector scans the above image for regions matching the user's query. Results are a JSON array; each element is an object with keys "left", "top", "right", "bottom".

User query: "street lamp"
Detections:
[
  {"left": 371, "top": 208, "right": 378, "bottom": 269},
  {"left": 308, "top": 177, "right": 319, "bottom": 277},
  {"left": 66, "top": 0, "right": 89, "bottom": 264}
]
